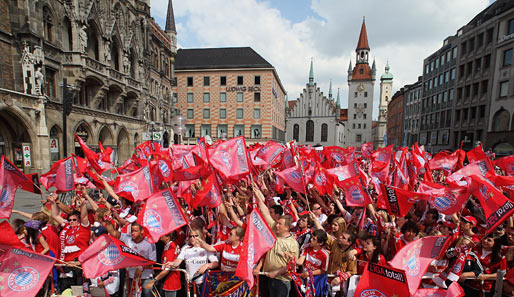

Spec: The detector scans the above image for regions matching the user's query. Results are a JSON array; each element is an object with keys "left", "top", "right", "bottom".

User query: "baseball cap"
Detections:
[
  {"left": 91, "top": 225, "right": 108, "bottom": 237},
  {"left": 462, "top": 216, "right": 477, "bottom": 227}
]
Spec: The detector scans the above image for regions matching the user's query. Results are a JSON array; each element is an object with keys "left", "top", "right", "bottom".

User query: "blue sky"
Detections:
[{"left": 150, "top": 0, "right": 492, "bottom": 120}]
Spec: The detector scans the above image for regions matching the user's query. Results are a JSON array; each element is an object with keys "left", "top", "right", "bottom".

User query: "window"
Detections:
[
  {"left": 473, "top": 83, "right": 479, "bottom": 96},
  {"left": 187, "top": 77, "right": 193, "bottom": 86},
  {"left": 187, "top": 93, "right": 194, "bottom": 103},
  {"left": 492, "top": 109, "right": 510, "bottom": 131},
  {"left": 503, "top": 49, "right": 513, "bottom": 66},
  {"left": 254, "top": 92, "right": 261, "bottom": 102},
  {"left": 479, "top": 105, "right": 486, "bottom": 118},
  {"left": 321, "top": 123, "right": 328, "bottom": 142},
  {"left": 364, "top": 103, "right": 367, "bottom": 108},
  {"left": 220, "top": 108, "right": 226, "bottom": 119},
  {"left": 237, "top": 92, "right": 244, "bottom": 102},
  {"left": 435, "top": 58, "right": 439, "bottom": 69},
  {"left": 500, "top": 81, "right": 509, "bottom": 97},
  {"left": 469, "top": 37, "right": 474, "bottom": 52},
  {"left": 478, "top": 33, "right": 484, "bottom": 47},
  {"left": 364, "top": 92, "right": 368, "bottom": 97},
  {"left": 43, "top": 7, "right": 53, "bottom": 42},
  {"left": 237, "top": 76, "right": 243, "bottom": 85},
  {"left": 450, "top": 68, "right": 456, "bottom": 80},
  {"left": 363, "top": 114, "right": 367, "bottom": 119},
  {"left": 251, "top": 125, "right": 262, "bottom": 138},
  {"left": 358, "top": 124, "right": 361, "bottom": 129},
  {"left": 446, "top": 51, "right": 451, "bottom": 63},
  {"left": 203, "top": 93, "right": 210, "bottom": 103},
  {"left": 220, "top": 92, "right": 226, "bottom": 102},
  {"left": 186, "top": 124, "right": 195, "bottom": 138},
  {"left": 452, "top": 47, "right": 458, "bottom": 59},
  {"left": 173, "top": 93, "right": 178, "bottom": 103},
  {"left": 254, "top": 76, "right": 261, "bottom": 85},
  {"left": 201, "top": 124, "right": 211, "bottom": 137},
  {"left": 463, "top": 108, "right": 468, "bottom": 120},
  {"left": 293, "top": 124, "right": 299, "bottom": 141},
  {"left": 253, "top": 108, "right": 260, "bottom": 119},
  {"left": 455, "top": 109, "right": 460, "bottom": 121},
  {"left": 354, "top": 92, "right": 358, "bottom": 98},
  {"left": 484, "top": 54, "right": 491, "bottom": 69},
  {"left": 203, "top": 76, "right": 210, "bottom": 86},
  {"left": 187, "top": 109, "right": 194, "bottom": 119},
  {"left": 425, "top": 64, "right": 429, "bottom": 74},
  {"left": 236, "top": 108, "right": 243, "bottom": 119},
  {"left": 471, "top": 107, "right": 477, "bottom": 119},
  {"left": 220, "top": 76, "right": 227, "bottom": 86},
  {"left": 440, "top": 55, "right": 445, "bottom": 66},
  {"left": 508, "top": 18, "right": 514, "bottom": 35},
  {"left": 360, "top": 68, "right": 364, "bottom": 74},
  {"left": 445, "top": 71, "right": 449, "bottom": 83},
  {"left": 234, "top": 125, "right": 244, "bottom": 137},
  {"left": 306, "top": 120, "right": 314, "bottom": 142},
  {"left": 45, "top": 68, "right": 56, "bottom": 97},
  {"left": 353, "top": 114, "right": 357, "bottom": 119},
  {"left": 482, "top": 80, "right": 488, "bottom": 94},
  {"left": 203, "top": 109, "right": 210, "bottom": 119},
  {"left": 356, "top": 134, "right": 362, "bottom": 142},
  {"left": 352, "top": 123, "right": 356, "bottom": 129},
  {"left": 354, "top": 103, "right": 357, "bottom": 108},
  {"left": 363, "top": 123, "right": 367, "bottom": 129}
]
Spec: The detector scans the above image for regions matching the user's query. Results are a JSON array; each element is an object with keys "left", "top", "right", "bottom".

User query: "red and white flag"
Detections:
[
  {"left": 79, "top": 234, "right": 155, "bottom": 279},
  {"left": 114, "top": 166, "right": 154, "bottom": 201},
  {"left": 340, "top": 176, "right": 371, "bottom": 207},
  {"left": 137, "top": 189, "right": 188, "bottom": 243},
  {"left": 208, "top": 136, "right": 250, "bottom": 182},
  {"left": 381, "top": 185, "right": 428, "bottom": 217},
  {"left": 192, "top": 173, "right": 222, "bottom": 208},
  {"left": 0, "top": 156, "right": 36, "bottom": 218},
  {"left": 235, "top": 209, "right": 276, "bottom": 288},
  {"left": 40, "top": 156, "right": 75, "bottom": 193},
  {"left": 353, "top": 263, "right": 410, "bottom": 297},
  {"left": 255, "top": 141, "right": 284, "bottom": 168},
  {"left": 275, "top": 166, "right": 305, "bottom": 194},
  {"left": 0, "top": 221, "right": 25, "bottom": 248}
]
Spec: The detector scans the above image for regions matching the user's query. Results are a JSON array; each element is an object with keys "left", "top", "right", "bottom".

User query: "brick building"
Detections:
[
  {"left": 174, "top": 47, "right": 287, "bottom": 143},
  {"left": 386, "top": 89, "right": 405, "bottom": 147}
]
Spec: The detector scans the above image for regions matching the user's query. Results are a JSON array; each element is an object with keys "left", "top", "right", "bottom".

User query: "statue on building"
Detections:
[
  {"left": 104, "top": 40, "right": 111, "bottom": 63},
  {"left": 79, "top": 25, "right": 88, "bottom": 53},
  {"left": 34, "top": 67, "right": 45, "bottom": 95},
  {"left": 123, "top": 53, "right": 130, "bottom": 74}
]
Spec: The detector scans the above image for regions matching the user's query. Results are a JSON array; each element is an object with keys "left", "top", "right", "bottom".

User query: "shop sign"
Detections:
[
  {"left": 23, "top": 145, "right": 31, "bottom": 166},
  {"left": 50, "top": 138, "right": 59, "bottom": 153},
  {"left": 225, "top": 86, "right": 261, "bottom": 92}
]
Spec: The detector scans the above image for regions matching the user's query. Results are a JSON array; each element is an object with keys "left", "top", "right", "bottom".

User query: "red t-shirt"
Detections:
[
  {"left": 41, "top": 225, "right": 60, "bottom": 258},
  {"left": 60, "top": 223, "right": 91, "bottom": 261},
  {"left": 302, "top": 245, "right": 329, "bottom": 272},
  {"left": 214, "top": 242, "right": 244, "bottom": 271},
  {"left": 357, "top": 253, "right": 386, "bottom": 275},
  {"left": 162, "top": 241, "right": 181, "bottom": 291}
]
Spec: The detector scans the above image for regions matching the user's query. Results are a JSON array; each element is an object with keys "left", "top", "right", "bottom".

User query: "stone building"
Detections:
[
  {"left": 174, "top": 47, "right": 286, "bottom": 144},
  {"left": 402, "top": 77, "right": 422, "bottom": 147},
  {"left": 375, "top": 62, "right": 393, "bottom": 149},
  {"left": 347, "top": 18, "right": 376, "bottom": 147},
  {"left": 286, "top": 60, "right": 345, "bottom": 146},
  {"left": 387, "top": 89, "right": 404, "bottom": 147},
  {"left": 0, "top": 0, "right": 177, "bottom": 172}
]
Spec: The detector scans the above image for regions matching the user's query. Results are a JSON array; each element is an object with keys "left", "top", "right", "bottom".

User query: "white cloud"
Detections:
[{"left": 151, "top": 0, "right": 490, "bottom": 119}]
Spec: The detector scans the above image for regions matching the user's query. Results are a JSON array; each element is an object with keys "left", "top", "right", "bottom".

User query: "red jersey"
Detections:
[
  {"left": 59, "top": 223, "right": 91, "bottom": 261},
  {"left": 357, "top": 253, "right": 386, "bottom": 275},
  {"left": 162, "top": 241, "right": 181, "bottom": 291},
  {"left": 214, "top": 242, "right": 244, "bottom": 271},
  {"left": 301, "top": 245, "right": 329, "bottom": 272},
  {"left": 41, "top": 225, "right": 60, "bottom": 258},
  {"left": 469, "top": 247, "right": 507, "bottom": 292}
]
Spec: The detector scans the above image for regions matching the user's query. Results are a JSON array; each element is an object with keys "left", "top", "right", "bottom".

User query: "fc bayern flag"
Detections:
[
  {"left": 428, "top": 151, "right": 458, "bottom": 174},
  {"left": 114, "top": 166, "right": 154, "bottom": 201},
  {"left": 354, "top": 262, "right": 410, "bottom": 297},
  {"left": 495, "top": 155, "right": 514, "bottom": 175},
  {"left": 2, "top": 156, "right": 39, "bottom": 194},
  {"left": 79, "top": 234, "right": 155, "bottom": 279},
  {"left": 389, "top": 236, "right": 453, "bottom": 295},
  {"left": 417, "top": 181, "right": 470, "bottom": 215},
  {"left": 360, "top": 142, "right": 373, "bottom": 158},
  {"left": 235, "top": 209, "right": 276, "bottom": 288},
  {"left": 255, "top": 141, "right": 284, "bottom": 168},
  {"left": 136, "top": 141, "right": 162, "bottom": 161},
  {"left": 208, "top": 136, "right": 250, "bottom": 181},
  {"left": 0, "top": 248, "right": 56, "bottom": 297},
  {"left": 0, "top": 221, "right": 25, "bottom": 248},
  {"left": 192, "top": 173, "right": 222, "bottom": 209},
  {"left": 326, "top": 163, "right": 360, "bottom": 186},
  {"left": 313, "top": 165, "right": 332, "bottom": 196},
  {"left": 172, "top": 158, "right": 211, "bottom": 181},
  {"left": 381, "top": 185, "right": 427, "bottom": 217},
  {"left": 40, "top": 156, "right": 75, "bottom": 192},
  {"left": 137, "top": 189, "right": 188, "bottom": 243},
  {"left": 275, "top": 166, "right": 305, "bottom": 194},
  {"left": 322, "top": 146, "right": 349, "bottom": 167},
  {"left": 372, "top": 144, "right": 394, "bottom": 169},
  {"left": 0, "top": 156, "right": 30, "bottom": 218},
  {"left": 150, "top": 152, "right": 174, "bottom": 182},
  {"left": 75, "top": 134, "right": 113, "bottom": 174},
  {"left": 413, "top": 282, "right": 465, "bottom": 297},
  {"left": 470, "top": 175, "right": 514, "bottom": 233},
  {"left": 340, "top": 176, "right": 371, "bottom": 207}
]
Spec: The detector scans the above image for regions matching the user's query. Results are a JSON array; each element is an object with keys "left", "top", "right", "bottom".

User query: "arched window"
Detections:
[
  {"left": 306, "top": 120, "right": 314, "bottom": 142},
  {"left": 293, "top": 124, "right": 299, "bottom": 141},
  {"left": 43, "top": 7, "right": 53, "bottom": 42},
  {"left": 63, "top": 17, "right": 72, "bottom": 50},
  {"left": 321, "top": 123, "right": 328, "bottom": 142},
  {"left": 111, "top": 40, "right": 120, "bottom": 70},
  {"left": 492, "top": 108, "right": 510, "bottom": 131},
  {"left": 86, "top": 22, "right": 99, "bottom": 60}
]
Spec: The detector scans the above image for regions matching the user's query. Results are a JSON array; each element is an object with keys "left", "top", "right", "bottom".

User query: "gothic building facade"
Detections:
[{"left": 0, "top": 0, "right": 177, "bottom": 172}]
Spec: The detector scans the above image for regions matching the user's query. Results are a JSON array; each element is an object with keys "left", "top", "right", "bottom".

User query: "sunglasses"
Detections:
[
  {"left": 70, "top": 218, "right": 78, "bottom": 222},
  {"left": 313, "top": 207, "right": 321, "bottom": 210},
  {"left": 189, "top": 235, "right": 199, "bottom": 238}
]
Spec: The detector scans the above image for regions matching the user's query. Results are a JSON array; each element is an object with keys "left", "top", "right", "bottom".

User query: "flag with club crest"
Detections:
[
  {"left": 360, "top": 142, "right": 373, "bottom": 158},
  {"left": 75, "top": 135, "right": 113, "bottom": 173},
  {"left": 208, "top": 136, "right": 250, "bottom": 182},
  {"left": 417, "top": 181, "right": 470, "bottom": 215},
  {"left": 381, "top": 185, "right": 428, "bottom": 217},
  {"left": 495, "top": 155, "right": 514, "bottom": 176},
  {"left": 275, "top": 166, "right": 305, "bottom": 194},
  {"left": 313, "top": 165, "right": 333, "bottom": 195},
  {"left": 354, "top": 263, "right": 410, "bottom": 297},
  {"left": 135, "top": 141, "right": 161, "bottom": 161},
  {"left": 326, "top": 163, "right": 360, "bottom": 186},
  {"left": 254, "top": 141, "right": 284, "bottom": 168},
  {"left": 192, "top": 173, "right": 222, "bottom": 208},
  {"left": 79, "top": 234, "right": 155, "bottom": 279},
  {"left": 428, "top": 151, "right": 458, "bottom": 174},
  {"left": 0, "top": 156, "right": 37, "bottom": 218},
  {"left": 40, "top": 156, "right": 75, "bottom": 192},
  {"left": 339, "top": 176, "right": 371, "bottom": 207},
  {"left": 114, "top": 166, "right": 154, "bottom": 201}
]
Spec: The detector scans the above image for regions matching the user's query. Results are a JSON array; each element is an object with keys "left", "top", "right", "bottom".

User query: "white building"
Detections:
[{"left": 375, "top": 62, "right": 393, "bottom": 149}]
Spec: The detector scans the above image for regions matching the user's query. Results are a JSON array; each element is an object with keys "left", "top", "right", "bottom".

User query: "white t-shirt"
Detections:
[
  {"left": 317, "top": 213, "right": 328, "bottom": 225},
  {"left": 178, "top": 245, "right": 218, "bottom": 284},
  {"left": 120, "top": 233, "right": 157, "bottom": 279}
]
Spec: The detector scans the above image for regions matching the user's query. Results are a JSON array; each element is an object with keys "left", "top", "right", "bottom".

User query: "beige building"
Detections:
[{"left": 174, "top": 47, "right": 287, "bottom": 143}]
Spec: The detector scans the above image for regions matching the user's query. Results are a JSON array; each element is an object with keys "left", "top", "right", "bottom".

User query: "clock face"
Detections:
[
  {"left": 357, "top": 83, "right": 365, "bottom": 92},
  {"left": 356, "top": 103, "right": 365, "bottom": 117}
]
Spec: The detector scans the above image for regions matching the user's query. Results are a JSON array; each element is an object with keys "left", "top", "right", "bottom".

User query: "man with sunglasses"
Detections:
[{"left": 312, "top": 203, "right": 327, "bottom": 225}]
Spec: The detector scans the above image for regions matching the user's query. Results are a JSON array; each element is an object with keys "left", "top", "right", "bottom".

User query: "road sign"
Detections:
[
  {"left": 23, "top": 145, "right": 31, "bottom": 166},
  {"left": 152, "top": 132, "right": 162, "bottom": 141}
]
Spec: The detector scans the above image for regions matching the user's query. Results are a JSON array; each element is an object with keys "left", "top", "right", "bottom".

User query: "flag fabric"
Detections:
[
  {"left": 339, "top": 176, "right": 372, "bottom": 207},
  {"left": 428, "top": 151, "right": 458, "bottom": 174},
  {"left": 1, "top": 156, "right": 40, "bottom": 195},
  {"left": 40, "top": 156, "right": 75, "bottom": 192},
  {"left": 200, "top": 271, "right": 257, "bottom": 297},
  {"left": 411, "top": 142, "right": 427, "bottom": 172},
  {"left": 208, "top": 136, "right": 250, "bottom": 182},
  {"left": 254, "top": 141, "right": 284, "bottom": 168},
  {"left": 413, "top": 282, "right": 465, "bottom": 297},
  {"left": 137, "top": 189, "right": 188, "bottom": 243},
  {"left": 0, "top": 248, "right": 56, "bottom": 297},
  {"left": 0, "top": 221, "right": 25, "bottom": 248},
  {"left": 417, "top": 181, "right": 470, "bottom": 215},
  {"left": 326, "top": 163, "right": 360, "bottom": 186},
  {"left": 0, "top": 156, "right": 34, "bottom": 218},
  {"left": 360, "top": 142, "right": 373, "bottom": 158},
  {"left": 135, "top": 141, "right": 161, "bottom": 161},
  {"left": 323, "top": 146, "right": 349, "bottom": 167},
  {"left": 281, "top": 149, "right": 296, "bottom": 169},
  {"left": 172, "top": 158, "right": 210, "bottom": 181},
  {"left": 150, "top": 152, "right": 174, "bottom": 183},
  {"left": 389, "top": 236, "right": 453, "bottom": 295},
  {"left": 235, "top": 209, "right": 276, "bottom": 288},
  {"left": 75, "top": 135, "right": 113, "bottom": 173},
  {"left": 114, "top": 166, "right": 154, "bottom": 201},
  {"left": 466, "top": 145, "right": 495, "bottom": 177},
  {"left": 353, "top": 262, "right": 410, "bottom": 297},
  {"left": 313, "top": 165, "right": 332, "bottom": 196},
  {"left": 79, "top": 234, "right": 155, "bottom": 279},
  {"left": 192, "top": 173, "right": 222, "bottom": 208},
  {"left": 495, "top": 155, "right": 514, "bottom": 175},
  {"left": 470, "top": 175, "right": 514, "bottom": 233},
  {"left": 275, "top": 166, "right": 305, "bottom": 194},
  {"left": 381, "top": 185, "right": 426, "bottom": 217}
]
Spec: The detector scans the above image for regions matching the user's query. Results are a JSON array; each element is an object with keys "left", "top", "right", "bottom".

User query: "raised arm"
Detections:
[
  {"left": 48, "top": 193, "right": 65, "bottom": 226},
  {"left": 253, "top": 182, "right": 274, "bottom": 227}
]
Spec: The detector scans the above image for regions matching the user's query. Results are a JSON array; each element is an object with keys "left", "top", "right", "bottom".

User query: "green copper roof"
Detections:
[
  {"left": 328, "top": 79, "right": 333, "bottom": 99},
  {"left": 381, "top": 61, "right": 393, "bottom": 80}
]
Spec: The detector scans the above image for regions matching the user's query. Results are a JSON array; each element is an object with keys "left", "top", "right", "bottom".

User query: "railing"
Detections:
[
  {"left": 109, "top": 68, "right": 124, "bottom": 82},
  {"left": 85, "top": 57, "right": 105, "bottom": 73},
  {"left": 127, "top": 77, "right": 141, "bottom": 89}
]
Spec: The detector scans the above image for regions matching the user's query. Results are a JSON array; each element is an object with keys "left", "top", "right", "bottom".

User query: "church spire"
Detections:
[
  {"left": 336, "top": 88, "right": 340, "bottom": 108},
  {"left": 165, "top": 0, "right": 176, "bottom": 33},
  {"left": 309, "top": 58, "right": 314, "bottom": 86},
  {"left": 356, "top": 17, "right": 370, "bottom": 51},
  {"left": 328, "top": 79, "right": 333, "bottom": 99}
]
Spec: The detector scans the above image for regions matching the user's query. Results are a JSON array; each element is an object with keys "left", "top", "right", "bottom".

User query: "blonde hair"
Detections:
[{"left": 331, "top": 217, "right": 347, "bottom": 238}]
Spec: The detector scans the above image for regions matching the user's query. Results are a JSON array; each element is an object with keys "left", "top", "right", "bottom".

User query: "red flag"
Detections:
[
  {"left": 114, "top": 166, "right": 154, "bottom": 201},
  {"left": 0, "top": 221, "right": 25, "bottom": 248},
  {"left": 192, "top": 173, "right": 222, "bottom": 208},
  {"left": 172, "top": 157, "right": 210, "bottom": 181},
  {"left": 418, "top": 181, "right": 470, "bottom": 215},
  {"left": 114, "top": 157, "right": 140, "bottom": 174},
  {"left": 381, "top": 185, "right": 426, "bottom": 217},
  {"left": 323, "top": 146, "right": 351, "bottom": 168},
  {"left": 235, "top": 209, "right": 276, "bottom": 288},
  {"left": 0, "top": 156, "right": 40, "bottom": 195},
  {"left": 75, "top": 134, "right": 112, "bottom": 174},
  {"left": 340, "top": 176, "right": 372, "bottom": 207},
  {"left": 255, "top": 141, "right": 284, "bottom": 168},
  {"left": 428, "top": 151, "right": 458, "bottom": 174},
  {"left": 0, "top": 156, "right": 34, "bottom": 218},
  {"left": 40, "top": 157, "right": 75, "bottom": 192},
  {"left": 389, "top": 236, "right": 453, "bottom": 295},
  {"left": 470, "top": 175, "right": 514, "bottom": 233},
  {"left": 98, "top": 141, "right": 113, "bottom": 162},
  {"left": 372, "top": 144, "right": 394, "bottom": 169},
  {"left": 495, "top": 155, "right": 514, "bottom": 175},
  {"left": 79, "top": 234, "right": 155, "bottom": 279},
  {"left": 413, "top": 282, "right": 464, "bottom": 297},
  {"left": 275, "top": 166, "right": 305, "bottom": 194},
  {"left": 0, "top": 248, "right": 56, "bottom": 297},
  {"left": 136, "top": 141, "right": 162, "bottom": 161},
  {"left": 208, "top": 137, "right": 250, "bottom": 181},
  {"left": 411, "top": 142, "right": 427, "bottom": 172},
  {"left": 326, "top": 163, "right": 360, "bottom": 186},
  {"left": 313, "top": 165, "right": 332, "bottom": 195},
  {"left": 360, "top": 142, "right": 373, "bottom": 158},
  {"left": 280, "top": 149, "right": 296, "bottom": 169},
  {"left": 354, "top": 262, "right": 410, "bottom": 297},
  {"left": 467, "top": 145, "right": 495, "bottom": 177}
]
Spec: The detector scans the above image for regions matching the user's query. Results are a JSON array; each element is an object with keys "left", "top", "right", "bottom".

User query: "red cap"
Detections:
[
  {"left": 462, "top": 216, "right": 477, "bottom": 227},
  {"left": 440, "top": 221, "right": 455, "bottom": 229},
  {"left": 299, "top": 211, "right": 310, "bottom": 217}
]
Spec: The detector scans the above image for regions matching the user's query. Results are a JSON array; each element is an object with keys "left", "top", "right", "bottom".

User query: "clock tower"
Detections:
[{"left": 347, "top": 17, "right": 375, "bottom": 147}]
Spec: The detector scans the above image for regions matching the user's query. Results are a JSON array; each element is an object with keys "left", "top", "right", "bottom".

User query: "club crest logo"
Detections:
[
  {"left": 507, "top": 162, "right": 514, "bottom": 173},
  {"left": 376, "top": 153, "right": 388, "bottom": 163},
  {"left": 289, "top": 171, "right": 302, "bottom": 183},
  {"left": 159, "top": 160, "right": 171, "bottom": 177},
  {"left": 348, "top": 185, "right": 365, "bottom": 204},
  {"left": 218, "top": 150, "right": 233, "bottom": 170},
  {"left": 143, "top": 209, "right": 163, "bottom": 233},
  {"left": 315, "top": 173, "right": 327, "bottom": 186},
  {"left": 67, "top": 235, "right": 76, "bottom": 244},
  {"left": 7, "top": 267, "right": 39, "bottom": 292},
  {"left": 430, "top": 194, "right": 457, "bottom": 212},
  {"left": 331, "top": 152, "right": 344, "bottom": 163},
  {"left": 118, "top": 181, "right": 140, "bottom": 198},
  {"left": 479, "top": 184, "right": 489, "bottom": 200},
  {"left": 403, "top": 242, "right": 422, "bottom": 276},
  {"left": 259, "top": 146, "right": 268, "bottom": 154},
  {"left": 98, "top": 243, "right": 125, "bottom": 266},
  {"left": 145, "top": 146, "right": 151, "bottom": 155},
  {"left": 360, "top": 289, "right": 387, "bottom": 297},
  {"left": 0, "top": 185, "right": 12, "bottom": 208}
]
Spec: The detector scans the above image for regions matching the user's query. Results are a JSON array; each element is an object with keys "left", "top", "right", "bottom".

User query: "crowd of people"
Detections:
[{"left": 6, "top": 140, "right": 514, "bottom": 297}]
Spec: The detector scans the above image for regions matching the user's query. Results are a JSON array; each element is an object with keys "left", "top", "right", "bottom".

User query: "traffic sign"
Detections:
[{"left": 152, "top": 132, "right": 162, "bottom": 141}]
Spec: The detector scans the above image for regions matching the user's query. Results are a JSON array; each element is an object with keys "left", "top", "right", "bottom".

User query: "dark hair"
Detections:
[
  {"left": 368, "top": 236, "right": 383, "bottom": 264},
  {"left": 131, "top": 223, "right": 143, "bottom": 232},
  {"left": 426, "top": 209, "right": 439, "bottom": 220},
  {"left": 32, "top": 212, "right": 49, "bottom": 225},
  {"left": 312, "top": 229, "right": 328, "bottom": 245},
  {"left": 12, "top": 219, "right": 26, "bottom": 235},
  {"left": 68, "top": 210, "right": 81, "bottom": 220},
  {"left": 26, "top": 227, "right": 40, "bottom": 246},
  {"left": 401, "top": 221, "right": 419, "bottom": 235},
  {"left": 299, "top": 214, "right": 314, "bottom": 228},
  {"left": 343, "top": 231, "right": 356, "bottom": 244},
  {"left": 271, "top": 205, "right": 283, "bottom": 216},
  {"left": 485, "top": 234, "right": 503, "bottom": 264}
]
